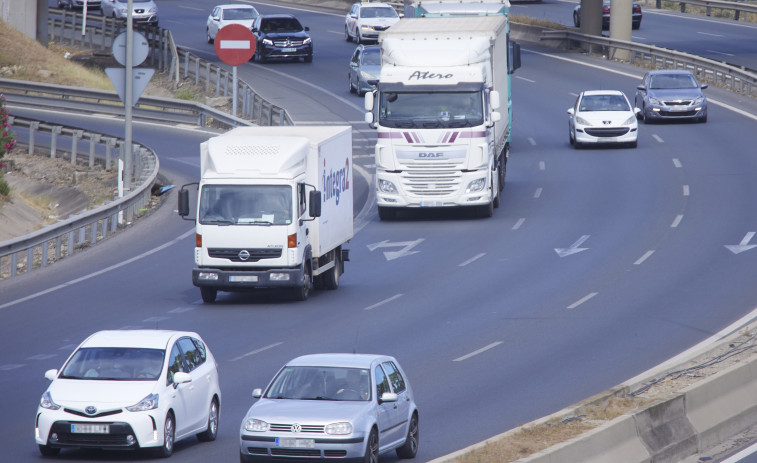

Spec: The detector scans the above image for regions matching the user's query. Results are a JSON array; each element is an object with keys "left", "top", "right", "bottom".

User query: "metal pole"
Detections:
[
  {"left": 125, "top": 0, "right": 134, "bottom": 194},
  {"left": 232, "top": 65, "right": 238, "bottom": 117}
]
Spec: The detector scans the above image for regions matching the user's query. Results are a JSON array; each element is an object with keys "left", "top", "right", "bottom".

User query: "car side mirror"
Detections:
[
  {"left": 305, "top": 26, "right": 310, "bottom": 31},
  {"left": 44, "top": 369, "right": 58, "bottom": 381},
  {"left": 252, "top": 388, "right": 263, "bottom": 398},
  {"left": 701, "top": 83, "right": 708, "bottom": 89},
  {"left": 173, "top": 372, "right": 191, "bottom": 385},
  {"left": 378, "top": 392, "right": 398, "bottom": 404},
  {"left": 637, "top": 84, "right": 646, "bottom": 91},
  {"left": 567, "top": 108, "right": 575, "bottom": 115}
]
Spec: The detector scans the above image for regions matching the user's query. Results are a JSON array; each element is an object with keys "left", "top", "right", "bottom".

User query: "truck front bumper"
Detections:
[{"left": 193, "top": 267, "right": 303, "bottom": 290}]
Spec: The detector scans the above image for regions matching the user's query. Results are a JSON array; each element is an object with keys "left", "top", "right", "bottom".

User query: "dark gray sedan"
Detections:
[{"left": 634, "top": 70, "right": 708, "bottom": 123}]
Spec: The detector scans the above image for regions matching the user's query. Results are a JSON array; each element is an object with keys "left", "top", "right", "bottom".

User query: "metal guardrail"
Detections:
[
  {"left": 540, "top": 30, "right": 757, "bottom": 98},
  {"left": 656, "top": 0, "right": 757, "bottom": 21}
]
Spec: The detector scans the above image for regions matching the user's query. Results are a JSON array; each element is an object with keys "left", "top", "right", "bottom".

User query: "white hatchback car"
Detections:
[
  {"left": 567, "top": 90, "right": 640, "bottom": 148},
  {"left": 35, "top": 330, "right": 221, "bottom": 458},
  {"left": 345, "top": 2, "right": 400, "bottom": 43},
  {"left": 240, "top": 353, "right": 419, "bottom": 463},
  {"left": 206, "top": 4, "right": 260, "bottom": 43}
]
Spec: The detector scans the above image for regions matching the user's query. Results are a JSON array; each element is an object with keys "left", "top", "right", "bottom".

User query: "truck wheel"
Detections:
[
  {"left": 293, "top": 267, "right": 311, "bottom": 301},
  {"left": 478, "top": 201, "right": 494, "bottom": 218},
  {"left": 378, "top": 206, "right": 396, "bottom": 221},
  {"left": 323, "top": 249, "right": 341, "bottom": 290},
  {"left": 492, "top": 174, "right": 500, "bottom": 209},
  {"left": 201, "top": 287, "right": 217, "bottom": 303},
  {"left": 499, "top": 149, "right": 507, "bottom": 192}
]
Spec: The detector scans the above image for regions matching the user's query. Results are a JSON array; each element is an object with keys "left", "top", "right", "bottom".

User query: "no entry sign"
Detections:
[{"left": 214, "top": 24, "right": 256, "bottom": 66}]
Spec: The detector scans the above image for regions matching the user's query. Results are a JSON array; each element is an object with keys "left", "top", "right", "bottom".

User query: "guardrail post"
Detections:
[
  {"left": 71, "top": 129, "right": 83, "bottom": 165},
  {"left": 67, "top": 230, "right": 74, "bottom": 257},
  {"left": 195, "top": 57, "right": 201, "bottom": 86},
  {"left": 41, "top": 242, "right": 48, "bottom": 268},
  {"left": 184, "top": 52, "right": 190, "bottom": 79},
  {"left": 215, "top": 67, "right": 221, "bottom": 96},
  {"left": 680, "top": 2, "right": 686, "bottom": 13},
  {"left": 205, "top": 61, "right": 211, "bottom": 93},
  {"left": 734, "top": 9, "right": 740, "bottom": 21},
  {"left": 50, "top": 125, "right": 62, "bottom": 159},
  {"left": 28, "top": 121, "right": 40, "bottom": 155},
  {"left": 104, "top": 137, "right": 115, "bottom": 170},
  {"left": 88, "top": 133, "right": 101, "bottom": 167},
  {"left": 55, "top": 236, "right": 63, "bottom": 260},
  {"left": 10, "top": 253, "right": 17, "bottom": 277},
  {"left": 26, "top": 248, "right": 33, "bottom": 273}
]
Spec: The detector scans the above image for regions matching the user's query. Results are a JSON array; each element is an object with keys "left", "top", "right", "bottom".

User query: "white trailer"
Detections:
[
  {"left": 178, "top": 126, "right": 353, "bottom": 302},
  {"left": 403, "top": 0, "right": 509, "bottom": 17},
  {"left": 365, "top": 15, "right": 519, "bottom": 219}
]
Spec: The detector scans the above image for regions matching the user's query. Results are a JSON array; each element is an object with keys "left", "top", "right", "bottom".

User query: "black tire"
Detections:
[
  {"left": 155, "top": 413, "right": 175, "bottom": 458},
  {"left": 349, "top": 74, "right": 356, "bottom": 94},
  {"left": 322, "top": 249, "right": 341, "bottom": 290},
  {"left": 492, "top": 174, "right": 500, "bottom": 209},
  {"left": 304, "top": 54, "right": 313, "bottom": 63},
  {"left": 569, "top": 126, "right": 575, "bottom": 145},
  {"left": 355, "top": 32, "right": 362, "bottom": 44},
  {"left": 377, "top": 206, "right": 396, "bottom": 221},
  {"left": 207, "top": 28, "right": 213, "bottom": 44},
  {"left": 396, "top": 413, "right": 419, "bottom": 459},
  {"left": 258, "top": 52, "right": 267, "bottom": 64},
  {"left": 573, "top": 11, "right": 580, "bottom": 28},
  {"left": 629, "top": 140, "right": 638, "bottom": 148},
  {"left": 479, "top": 200, "right": 494, "bottom": 218},
  {"left": 498, "top": 150, "right": 507, "bottom": 192},
  {"left": 38, "top": 444, "right": 60, "bottom": 457},
  {"left": 699, "top": 114, "right": 707, "bottom": 123},
  {"left": 345, "top": 26, "right": 352, "bottom": 42},
  {"left": 197, "top": 398, "right": 219, "bottom": 442},
  {"left": 201, "top": 287, "right": 217, "bottom": 303},
  {"left": 293, "top": 266, "right": 311, "bottom": 301},
  {"left": 364, "top": 429, "right": 379, "bottom": 463}
]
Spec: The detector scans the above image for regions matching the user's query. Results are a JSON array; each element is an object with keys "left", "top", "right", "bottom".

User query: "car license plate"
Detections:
[
  {"left": 281, "top": 48, "right": 296, "bottom": 52},
  {"left": 276, "top": 437, "right": 315, "bottom": 448},
  {"left": 71, "top": 424, "right": 109, "bottom": 434},
  {"left": 230, "top": 275, "right": 257, "bottom": 282}
]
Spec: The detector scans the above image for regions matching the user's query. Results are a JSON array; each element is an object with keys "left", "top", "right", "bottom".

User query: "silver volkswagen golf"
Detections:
[{"left": 239, "top": 353, "right": 419, "bottom": 462}]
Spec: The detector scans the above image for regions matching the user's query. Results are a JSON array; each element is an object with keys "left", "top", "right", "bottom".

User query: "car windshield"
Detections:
[
  {"left": 361, "top": 7, "right": 398, "bottom": 18},
  {"left": 223, "top": 8, "right": 257, "bottom": 20},
  {"left": 361, "top": 48, "right": 380, "bottom": 66},
  {"left": 199, "top": 185, "right": 293, "bottom": 225},
  {"left": 261, "top": 17, "right": 303, "bottom": 33},
  {"left": 579, "top": 94, "right": 630, "bottom": 111},
  {"left": 265, "top": 366, "right": 371, "bottom": 401},
  {"left": 60, "top": 347, "right": 165, "bottom": 381},
  {"left": 649, "top": 73, "right": 698, "bottom": 89},
  {"left": 379, "top": 91, "right": 484, "bottom": 128}
]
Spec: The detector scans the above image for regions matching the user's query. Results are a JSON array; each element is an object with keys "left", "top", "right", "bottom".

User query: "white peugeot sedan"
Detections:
[
  {"left": 240, "top": 353, "right": 419, "bottom": 462},
  {"left": 35, "top": 330, "right": 221, "bottom": 458},
  {"left": 568, "top": 90, "right": 640, "bottom": 148},
  {"left": 206, "top": 4, "right": 260, "bottom": 43}
]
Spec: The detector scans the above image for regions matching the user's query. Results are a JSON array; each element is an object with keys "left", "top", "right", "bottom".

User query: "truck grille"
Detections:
[
  {"left": 398, "top": 161, "right": 463, "bottom": 196},
  {"left": 208, "top": 248, "right": 282, "bottom": 262}
]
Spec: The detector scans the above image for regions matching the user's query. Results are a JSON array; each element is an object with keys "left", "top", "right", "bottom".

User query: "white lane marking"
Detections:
[
  {"left": 721, "top": 440, "right": 757, "bottom": 462},
  {"left": 539, "top": 161, "right": 546, "bottom": 171},
  {"left": 706, "top": 49, "right": 734, "bottom": 57},
  {"left": 230, "top": 342, "right": 283, "bottom": 362},
  {"left": 671, "top": 214, "right": 684, "bottom": 228},
  {"left": 143, "top": 316, "right": 170, "bottom": 324},
  {"left": 672, "top": 158, "right": 682, "bottom": 168},
  {"left": 0, "top": 229, "right": 196, "bottom": 312},
  {"left": 634, "top": 250, "right": 655, "bottom": 265},
  {"left": 534, "top": 187, "right": 542, "bottom": 199},
  {"left": 27, "top": 354, "right": 57, "bottom": 360},
  {"left": 454, "top": 341, "right": 503, "bottom": 362},
  {"left": 364, "top": 294, "right": 403, "bottom": 311},
  {"left": 516, "top": 75, "right": 536, "bottom": 83},
  {"left": 567, "top": 292, "right": 598, "bottom": 309},
  {"left": 168, "top": 307, "right": 195, "bottom": 314},
  {"left": 683, "top": 185, "right": 690, "bottom": 196},
  {"left": 652, "top": 134, "right": 664, "bottom": 143},
  {"left": 0, "top": 364, "right": 25, "bottom": 371},
  {"left": 528, "top": 137, "right": 536, "bottom": 146},
  {"left": 512, "top": 218, "right": 526, "bottom": 230},
  {"left": 459, "top": 253, "right": 486, "bottom": 267},
  {"left": 698, "top": 32, "right": 726, "bottom": 38}
]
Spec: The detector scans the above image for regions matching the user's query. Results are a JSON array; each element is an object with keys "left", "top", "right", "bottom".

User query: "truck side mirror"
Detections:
[
  {"left": 309, "top": 190, "right": 322, "bottom": 218},
  {"left": 364, "top": 91, "right": 374, "bottom": 111},
  {"left": 178, "top": 188, "right": 190, "bottom": 217},
  {"left": 490, "top": 90, "right": 500, "bottom": 110}
]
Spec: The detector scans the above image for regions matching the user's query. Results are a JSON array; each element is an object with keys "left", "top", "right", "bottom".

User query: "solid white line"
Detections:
[
  {"left": 453, "top": 341, "right": 503, "bottom": 362},
  {"left": 539, "top": 161, "right": 546, "bottom": 171},
  {"left": 652, "top": 134, "right": 664, "bottom": 143},
  {"left": 671, "top": 214, "right": 684, "bottom": 228},
  {"left": 567, "top": 292, "right": 598, "bottom": 309},
  {"left": 364, "top": 294, "right": 403, "bottom": 311},
  {"left": 683, "top": 185, "right": 690, "bottom": 196},
  {"left": 721, "top": 441, "right": 757, "bottom": 462},
  {"left": 512, "top": 218, "right": 525, "bottom": 230},
  {"left": 0, "top": 229, "right": 195, "bottom": 312},
  {"left": 706, "top": 49, "right": 734, "bottom": 57},
  {"left": 534, "top": 187, "right": 543, "bottom": 199},
  {"left": 672, "top": 158, "right": 682, "bottom": 168},
  {"left": 634, "top": 250, "right": 655, "bottom": 265},
  {"left": 230, "top": 342, "right": 283, "bottom": 362},
  {"left": 459, "top": 253, "right": 486, "bottom": 267}
]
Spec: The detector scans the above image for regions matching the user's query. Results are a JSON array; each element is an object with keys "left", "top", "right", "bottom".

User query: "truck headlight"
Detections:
[
  {"left": 198, "top": 272, "right": 219, "bottom": 281},
  {"left": 270, "top": 273, "right": 290, "bottom": 281},
  {"left": 325, "top": 422, "right": 352, "bottom": 435},
  {"left": 245, "top": 419, "right": 269, "bottom": 432},
  {"left": 466, "top": 178, "right": 486, "bottom": 193},
  {"left": 378, "top": 179, "right": 397, "bottom": 194}
]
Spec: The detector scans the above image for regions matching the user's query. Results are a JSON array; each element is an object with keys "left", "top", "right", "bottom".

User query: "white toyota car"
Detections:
[{"left": 35, "top": 330, "right": 221, "bottom": 458}]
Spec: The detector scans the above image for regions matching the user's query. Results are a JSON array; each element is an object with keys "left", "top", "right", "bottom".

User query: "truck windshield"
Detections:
[
  {"left": 199, "top": 185, "right": 293, "bottom": 226},
  {"left": 378, "top": 91, "right": 484, "bottom": 128}
]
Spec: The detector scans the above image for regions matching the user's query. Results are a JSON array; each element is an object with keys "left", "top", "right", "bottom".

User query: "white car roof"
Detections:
[
  {"left": 287, "top": 353, "right": 395, "bottom": 369},
  {"left": 582, "top": 89, "right": 625, "bottom": 97},
  {"left": 358, "top": 2, "right": 395, "bottom": 8},
  {"left": 216, "top": 4, "right": 257, "bottom": 9},
  {"left": 79, "top": 330, "right": 197, "bottom": 350}
]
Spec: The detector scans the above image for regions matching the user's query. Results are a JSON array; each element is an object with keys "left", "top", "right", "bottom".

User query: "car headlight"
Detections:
[
  {"left": 378, "top": 179, "right": 397, "bottom": 194},
  {"left": 303, "top": 37, "right": 312, "bottom": 45},
  {"left": 622, "top": 115, "right": 636, "bottom": 125},
  {"left": 325, "top": 422, "right": 352, "bottom": 435},
  {"left": 692, "top": 96, "right": 704, "bottom": 105},
  {"left": 360, "top": 25, "right": 374, "bottom": 31},
  {"left": 262, "top": 39, "right": 273, "bottom": 45},
  {"left": 466, "top": 178, "right": 486, "bottom": 193},
  {"left": 40, "top": 391, "right": 60, "bottom": 410},
  {"left": 575, "top": 115, "right": 591, "bottom": 126},
  {"left": 244, "top": 418, "right": 269, "bottom": 432},
  {"left": 116, "top": 7, "right": 127, "bottom": 14},
  {"left": 148, "top": 7, "right": 157, "bottom": 13},
  {"left": 648, "top": 97, "right": 662, "bottom": 105},
  {"left": 126, "top": 393, "right": 159, "bottom": 412}
]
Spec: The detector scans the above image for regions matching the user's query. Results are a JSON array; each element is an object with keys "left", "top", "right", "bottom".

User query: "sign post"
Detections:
[{"left": 213, "top": 24, "right": 256, "bottom": 117}]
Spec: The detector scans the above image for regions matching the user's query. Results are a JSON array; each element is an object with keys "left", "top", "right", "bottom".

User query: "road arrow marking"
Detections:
[
  {"left": 725, "top": 232, "right": 757, "bottom": 255},
  {"left": 367, "top": 239, "right": 424, "bottom": 261},
  {"left": 555, "top": 235, "right": 590, "bottom": 257}
]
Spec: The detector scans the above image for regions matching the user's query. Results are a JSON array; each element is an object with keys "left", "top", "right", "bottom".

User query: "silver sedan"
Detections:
[{"left": 634, "top": 70, "right": 708, "bottom": 123}]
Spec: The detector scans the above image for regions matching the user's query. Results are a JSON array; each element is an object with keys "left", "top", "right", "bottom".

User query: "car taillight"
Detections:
[
  {"left": 603, "top": 5, "right": 610, "bottom": 13},
  {"left": 634, "top": 5, "right": 641, "bottom": 12}
]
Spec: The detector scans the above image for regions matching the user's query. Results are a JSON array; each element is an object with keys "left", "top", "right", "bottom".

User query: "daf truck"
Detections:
[
  {"left": 403, "top": 0, "right": 509, "bottom": 17},
  {"left": 365, "top": 15, "right": 520, "bottom": 219},
  {"left": 178, "top": 126, "right": 353, "bottom": 302}
]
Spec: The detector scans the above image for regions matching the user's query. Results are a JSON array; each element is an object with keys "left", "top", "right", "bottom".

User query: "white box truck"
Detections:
[
  {"left": 364, "top": 15, "right": 520, "bottom": 219},
  {"left": 403, "top": 0, "right": 509, "bottom": 17},
  {"left": 178, "top": 126, "right": 353, "bottom": 302}
]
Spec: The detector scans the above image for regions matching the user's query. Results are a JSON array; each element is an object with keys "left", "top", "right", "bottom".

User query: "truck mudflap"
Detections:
[{"left": 192, "top": 267, "right": 304, "bottom": 290}]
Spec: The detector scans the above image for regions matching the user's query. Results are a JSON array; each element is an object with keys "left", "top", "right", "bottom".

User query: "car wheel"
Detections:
[
  {"left": 629, "top": 140, "right": 638, "bottom": 148},
  {"left": 364, "top": 429, "right": 379, "bottom": 463},
  {"left": 349, "top": 74, "right": 356, "bottom": 94},
  {"left": 200, "top": 287, "right": 217, "bottom": 303},
  {"left": 207, "top": 28, "right": 213, "bottom": 44},
  {"left": 569, "top": 125, "right": 575, "bottom": 145},
  {"left": 197, "top": 398, "right": 219, "bottom": 442},
  {"left": 345, "top": 25, "right": 352, "bottom": 42},
  {"left": 355, "top": 32, "right": 362, "bottom": 44},
  {"left": 39, "top": 444, "right": 61, "bottom": 456},
  {"left": 573, "top": 11, "right": 580, "bottom": 27},
  {"left": 396, "top": 413, "right": 419, "bottom": 459},
  {"left": 156, "top": 413, "right": 175, "bottom": 458},
  {"left": 258, "top": 52, "right": 267, "bottom": 64},
  {"left": 304, "top": 54, "right": 313, "bottom": 63},
  {"left": 699, "top": 114, "right": 707, "bottom": 123}
]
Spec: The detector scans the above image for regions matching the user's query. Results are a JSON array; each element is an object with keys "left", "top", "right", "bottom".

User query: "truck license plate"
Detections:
[
  {"left": 71, "top": 424, "right": 109, "bottom": 434},
  {"left": 276, "top": 437, "right": 315, "bottom": 448},
  {"left": 230, "top": 275, "right": 258, "bottom": 282}
]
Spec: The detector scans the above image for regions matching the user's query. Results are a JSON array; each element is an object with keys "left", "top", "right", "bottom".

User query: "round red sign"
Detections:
[{"left": 213, "top": 24, "right": 256, "bottom": 66}]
